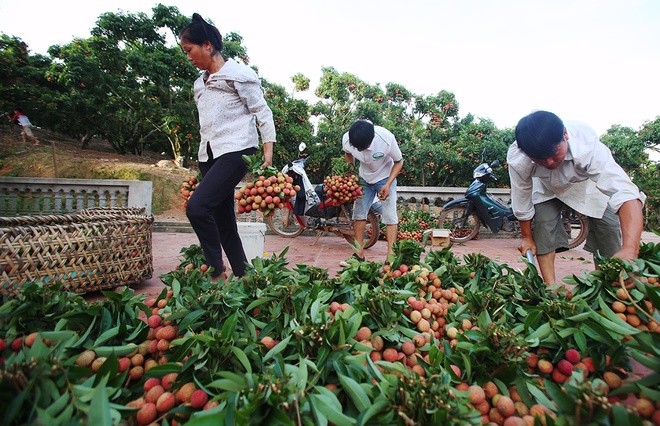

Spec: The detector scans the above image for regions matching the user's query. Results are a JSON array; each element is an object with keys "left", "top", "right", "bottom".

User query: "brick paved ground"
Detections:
[{"left": 128, "top": 227, "right": 660, "bottom": 298}]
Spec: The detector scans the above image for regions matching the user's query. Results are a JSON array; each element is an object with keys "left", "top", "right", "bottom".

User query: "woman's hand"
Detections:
[{"left": 261, "top": 142, "right": 274, "bottom": 169}]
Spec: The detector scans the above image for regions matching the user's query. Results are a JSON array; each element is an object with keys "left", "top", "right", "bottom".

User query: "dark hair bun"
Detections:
[{"left": 192, "top": 13, "right": 204, "bottom": 23}]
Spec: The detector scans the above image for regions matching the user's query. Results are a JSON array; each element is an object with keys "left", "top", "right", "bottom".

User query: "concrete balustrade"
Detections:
[
  {"left": 0, "top": 177, "right": 153, "bottom": 216},
  {"left": 397, "top": 185, "right": 511, "bottom": 206},
  {"left": 0, "top": 176, "right": 510, "bottom": 219}
]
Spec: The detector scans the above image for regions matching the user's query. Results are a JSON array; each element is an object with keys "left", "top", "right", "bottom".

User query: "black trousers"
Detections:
[{"left": 186, "top": 145, "right": 257, "bottom": 277}]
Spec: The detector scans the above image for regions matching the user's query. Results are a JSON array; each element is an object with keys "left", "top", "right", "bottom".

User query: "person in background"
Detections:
[
  {"left": 6, "top": 108, "right": 40, "bottom": 145},
  {"left": 507, "top": 110, "right": 645, "bottom": 284},
  {"left": 179, "top": 13, "right": 276, "bottom": 281},
  {"left": 340, "top": 120, "right": 403, "bottom": 266}
]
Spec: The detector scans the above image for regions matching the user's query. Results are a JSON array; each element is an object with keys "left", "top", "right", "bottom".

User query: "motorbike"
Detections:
[
  {"left": 264, "top": 144, "right": 381, "bottom": 248},
  {"left": 438, "top": 160, "right": 589, "bottom": 248}
]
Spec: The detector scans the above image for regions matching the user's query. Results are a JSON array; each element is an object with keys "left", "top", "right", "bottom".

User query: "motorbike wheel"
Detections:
[
  {"left": 265, "top": 208, "right": 305, "bottom": 237},
  {"left": 562, "top": 207, "right": 590, "bottom": 249},
  {"left": 438, "top": 206, "right": 481, "bottom": 243},
  {"left": 338, "top": 206, "right": 380, "bottom": 249}
]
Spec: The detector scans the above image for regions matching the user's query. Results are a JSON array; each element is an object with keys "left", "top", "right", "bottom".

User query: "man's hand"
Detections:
[
  {"left": 378, "top": 185, "right": 390, "bottom": 200},
  {"left": 612, "top": 246, "right": 638, "bottom": 263},
  {"left": 517, "top": 236, "right": 536, "bottom": 257}
]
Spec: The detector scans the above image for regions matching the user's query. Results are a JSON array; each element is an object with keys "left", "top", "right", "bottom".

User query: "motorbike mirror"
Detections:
[
  {"left": 490, "top": 159, "right": 501, "bottom": 168},
  {"left": 298, "top": 142, "right": 307, "bottom": 153}
]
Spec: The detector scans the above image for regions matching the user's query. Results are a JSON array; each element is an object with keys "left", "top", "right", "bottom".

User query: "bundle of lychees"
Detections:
[
  {"left": 180, "top": 176, "right": 199, "bottom": 208},
  {"left": 323, "top": 174, "right": 362, "bottom": 206},
  {"left": 235, "top": 173, "right": 299, "bottom": 216},
  {"left": 234, "top": 154, "right": 299, "bottom": 216}
]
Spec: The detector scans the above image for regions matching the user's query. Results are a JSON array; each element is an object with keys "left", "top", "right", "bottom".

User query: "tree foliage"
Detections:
[{"left": 0, "top": 4, "right": 656, "bottom": 226}]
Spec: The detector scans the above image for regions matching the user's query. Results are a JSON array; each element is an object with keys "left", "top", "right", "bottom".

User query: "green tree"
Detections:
[
  {"left": 0, "top": 35, "right": 55, "bottom": 128},
  {"left": 601, "top": 125, "right": 648, "bottom": 176}
]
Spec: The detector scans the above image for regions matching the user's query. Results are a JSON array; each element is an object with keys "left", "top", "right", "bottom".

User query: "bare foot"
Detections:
[{"left": 210, "top": 272, "right": 228, "bottom": 283}]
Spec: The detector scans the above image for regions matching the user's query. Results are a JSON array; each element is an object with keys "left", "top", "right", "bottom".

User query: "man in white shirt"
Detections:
[
  {"left": 507, "top": 110, "right": 645, "bottom": 283},
  {"left": 341, "top": 120, "right": 403, "bottom": 265}
]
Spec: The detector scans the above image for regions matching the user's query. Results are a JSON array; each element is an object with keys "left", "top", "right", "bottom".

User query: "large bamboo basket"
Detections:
[{"left": 0, "top": 208, "right": 153, "bottom": 297}]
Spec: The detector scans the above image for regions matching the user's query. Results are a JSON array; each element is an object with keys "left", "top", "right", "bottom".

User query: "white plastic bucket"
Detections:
[{"left": 238, "top": 222, "right": 266, "bottom": 262}]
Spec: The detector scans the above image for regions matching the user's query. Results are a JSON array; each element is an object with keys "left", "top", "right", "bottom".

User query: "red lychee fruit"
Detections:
[
  {"left": 582, "top": 357, "right": 596, "bottom": 373},
  {"left": 162, "top": 372, "right": 178, "bottom": 390},
  {"left": 156, "top": 325, "right": 177, "bottom": 341},
  {"left": 11, "top": 337, "right": 23, "bottom": 351},
  {"left": 129, "top": 366, "right": 144, "bottom": 381},
  {"left": 557, "top": 359, "right": 574, "bottom": 376},
  {"left": 118, "top": 357, "right": 131, "bottom": 373},
  {"left": 24, "top": 332, "right": 39, "bottom": 347},
  {"left": 260, "top": 336, "right": 278, "bottom": 350},
  {"left": 382, "top": 348, "right": 400, "bottom": 362},
  {"left": 156, "top": 391, "right": 176, "bottom": 413},
  {"left": 496, "top": 395, "right": 516, "bottom": 417},
  {"left": 355, "top": 326, "right": 372, "bottom": 341},
  {"left": 136, "top": 402, "right": 157, "bottom": 425},
  {"left": 75, "top": 350, "right": 96, "bottom": 367},
  {"left": 537, "top": 359, "right": 553, "bottom": 375},
  {"left": 147, "top": 314, "right": 162, "bottom": 329},
  {"left": 401, "top": 341, "right": 416, "bottom": 356},
  {"left": 564, "top": 348, "right": 581, "bottom": 365},
  {"left": 176, "top": 382, "right": 197, "bottom": 404},
  {"left": 143, "top": 377, "right": 161, "bottom": 392},
  {"left": 552, "top": 369, "right": 568, "bottom": 384},
  {"left": 468, "top": 385, "right": 486, "bottom": 405},
  {"left": 190, "top": 389, "right": 209, "bottom": 409},
  {"left": 145, "top": 385, "right": 165, "bottom": 404}
]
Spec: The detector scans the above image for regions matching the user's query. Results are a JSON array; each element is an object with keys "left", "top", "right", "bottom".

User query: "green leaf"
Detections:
[
  {"left": 44, "top": 392, "right": 70, "bottom": 417},
  {"left": 310, "top": 393, "right": 357, "bottom": 426},
  {"left": 543, "top": 380, "right": 575, "bottom": 413},
  {"left": 229, "top": 346, "right": 252, "bottom": 374},
  {"left": 357, "top": 398, "right": 389, "bottom": 425},
  {"left": 525, "top": 381, "right": 555, "bottom": 409},
  {"left": 611, "top": 403, "right": 635, "bottom": 426},
  {"left": 338, "top": 374, "right": 371, "bottom": 412},
  {"left": 145, "top": 363, "right": 183, "bottom": 376},
  {"left": 220, "top": 313, "right": 238, "bottom": 340},
  {"left": 3, "top": 389, "right": 29, "bottom": 425},
  {"left": 187, "top": 410, "right": 227, "bottom": 426},
  {"left": 596, "top": 299, "right": 640, "bottom": 336},
  {"left": 206, "top": 379, "right": 245, "bottom": 393},
  {"left": 178, "top": 309, "right": 207, "bottom": 330},
  {"left": 573, "top": 329, "right": 587, "bottom": 353},
  {"left": 263, "top": 335, "right": 291, "bottom": 362},
  {"left": 630, "top": 350, "right": 660, "bottom": 371},
  {"left": 245, "top": 297, "right": 274, "bottom": 313},
  {"left": 92, "top": 326, "right": 120, "bottom": 347},
  {"left": 88, "top": 377, "right": 112, "bottom": 426}
]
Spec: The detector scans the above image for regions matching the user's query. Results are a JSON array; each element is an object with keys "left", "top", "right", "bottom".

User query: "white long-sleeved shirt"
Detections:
[
  {"left": 194, "top": 59, "right": 276, "bottom": 162},
  {"left": 507, "top": 120, "right": 645, "bottom": 220}
]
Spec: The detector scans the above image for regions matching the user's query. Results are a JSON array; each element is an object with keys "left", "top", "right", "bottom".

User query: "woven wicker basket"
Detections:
[{"left": 0, "top": 208, "right": 153, "bottom": 297}]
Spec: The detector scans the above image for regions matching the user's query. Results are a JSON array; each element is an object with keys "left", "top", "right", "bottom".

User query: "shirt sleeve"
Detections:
[
  {"left": 389, "top": 137, "right": 403, "bottom": 162},
  {"left": 234, "top": 80, "right": 277, "bottom": 143},
  {"left": 575, "top": 140, "right": 645, "bottom": 212},
  {"left": 342, "top": 132, "right": 352, "bottom": 153},
  {"left": 507, "top": 144, "right": 535, "bottom": 221}
]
